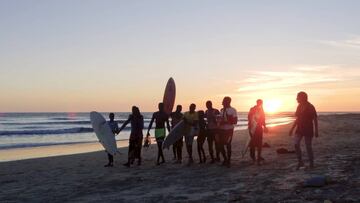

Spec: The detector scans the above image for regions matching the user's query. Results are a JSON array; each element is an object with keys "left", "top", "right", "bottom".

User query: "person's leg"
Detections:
[
  {"left": 185, "top": 134, "right": 194, "bottom": 165},
  {"left": 156, "top": 139, "right": 162, "bottom": 165},
  {"left": 172, "top": 144, "right": 177, "bottom": 160},
  {"left": 159, "top": 139, "right": 165, "bottom": 163},
  {"left": 137, "top": 137, "right": 143, "bottom": 165},
  {"left": 249, "top": 140, "right": 256, "bottom": 163},
  {"left": 294, "top": 134, "right": 304, "bottom": 169},
  {"left": 255, "top": 132, "right": 263, "bottom": 165},
  {"left": 176, "top": 138, "right": 183, "bottom": 162},
  {"left": 218, "top": 130, "right": 228, "bottom": 165},
  {"left": 304, "top": 135, "right": 314, "bottom": 168},
  {"left": 201, "top": 142, "right": 206, "bottom": 163},
  {"left": 207, "top": 130, "right": 215, "bottom": 162},
  {"left": 197, "top": 140, "right": 203, "bottom": 163},
  {"left": 226, "top": 130, "right": 233, "bottom": 165},
  {"left": 104, "top": 153, "right": 114, "bottom": 167}
]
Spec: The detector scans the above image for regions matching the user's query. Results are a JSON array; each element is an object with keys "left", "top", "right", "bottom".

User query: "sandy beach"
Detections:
[{"left": 0, "top": 114, "right": 359, "bottom": 203}]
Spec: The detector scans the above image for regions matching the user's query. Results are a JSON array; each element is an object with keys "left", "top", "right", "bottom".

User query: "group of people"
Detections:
[{"left": 103, "top": 91, "right": 318, "bottom": 170}]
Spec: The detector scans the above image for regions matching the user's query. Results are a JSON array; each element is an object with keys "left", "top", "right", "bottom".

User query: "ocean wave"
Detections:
[
  {"left": 0, "top": 127, "right": 94, "bottom": 136},
  {"left": 1, "top": 119, "right": 152, "bottom": 126}
]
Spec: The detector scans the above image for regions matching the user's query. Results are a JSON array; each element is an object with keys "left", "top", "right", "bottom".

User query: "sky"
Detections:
[{"left": 0, "top": 0, "right": 359, "bottom": 112}]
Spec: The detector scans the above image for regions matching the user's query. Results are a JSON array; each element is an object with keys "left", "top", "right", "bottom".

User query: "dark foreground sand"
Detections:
[{"left": 0, "top": 114, "right": 359, "bottom": 203}]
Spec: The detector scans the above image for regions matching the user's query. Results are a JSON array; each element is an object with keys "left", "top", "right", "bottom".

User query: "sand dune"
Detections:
[{"left": 0, "top": 114, "right": 359, "bottom": 202}]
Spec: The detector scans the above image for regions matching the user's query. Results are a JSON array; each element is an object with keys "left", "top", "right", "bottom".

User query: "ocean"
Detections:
[{"left": 0, "top": 112, "right": 296, "bottom": 150}]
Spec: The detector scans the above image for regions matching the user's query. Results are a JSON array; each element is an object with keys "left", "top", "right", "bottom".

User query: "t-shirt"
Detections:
[
  {"left": 248, "top": 106, "right": 265, "bottom": 134},
  {"left": 205, "top": 108, "right": 220, "bottom": 130},
  {"left": 107, "top": 121, "right": 119, "bottom": 135},
  {"left": 295, "top": 102, "right": 317, "bottom": 136},
  {"left": 183, "top": 111, "right": 199, "bottom": 133},
  {"left": 220, "top": 107, "right": 237, "bottom": 130},
  {"left": 184, "top": 112, "right": 199, "bottom": 123}
]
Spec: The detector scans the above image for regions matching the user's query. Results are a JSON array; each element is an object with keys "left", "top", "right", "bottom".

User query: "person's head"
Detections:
[
  {"left": 206, "top": 100, "right": 213, "bottom": 109},
  {"left": 297, "top": 91, "right": 308, "bottom": 104},
  {"left": 132, "top": 106, "right": 141, "bottom": 116},
  {"left": 109, "top": 113, "right": 115, "bottom": 121},
  {"left": 222, "top": 96, "right": 232, "bottom": 108},
  {"left": 158, "top": 102, "right": 164, "bottom": 112},
  {"left": 198, "top": 110, "right": 205, "bottom": 119},
  {"left": 189, "top": 103, "right": 196, "bottom": 112},
  {"left": 256, "top": 99, "right": 263, "bottom": 107},
  {"left": 176, "top": 105, "right": 182, "bottom": 113}
]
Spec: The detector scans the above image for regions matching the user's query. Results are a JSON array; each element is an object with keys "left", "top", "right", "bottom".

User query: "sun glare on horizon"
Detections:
[{"left": 263, "top": 99, "right": 282, "bottom": 114}]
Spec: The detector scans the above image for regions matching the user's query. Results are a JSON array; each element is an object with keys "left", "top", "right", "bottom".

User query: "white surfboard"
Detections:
[
  {"left": 163, "top": 77, "right": 176, "bottom": 115},
  {"left": 90, "top": 111, "right": 117, "bottom": 155},
  {"left": 163, "top": 120, "right": 185, "bottom": 149}
]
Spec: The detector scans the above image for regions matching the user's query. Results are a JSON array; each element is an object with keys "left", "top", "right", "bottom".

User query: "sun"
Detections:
[{"left": 263, "top": 99, "right": 282, "bottom": 114}]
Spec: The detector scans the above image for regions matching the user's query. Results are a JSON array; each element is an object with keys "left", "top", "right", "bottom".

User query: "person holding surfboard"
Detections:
[
  {"left": 147, "top": 102, "right": 171, "bottom": 165},
  {"left": 219, "top": 97, "right": 238, "bottom": 167},
  {"left": 118, "top": 106, "right": 144, "bottom": 167},
  {"left": 205, "top": 100, "right": 221, "bottom": 163},
  {"left": 183, "top": 103, "right": 199, "bottom": 166},
  {"left": 289, "top": 91, "right": 318, "bottom": 170},
  {"left": 170, "top": 105, "right": 184, "bottom": 163},
  {"left": 248, "top": 99, "right": 268, "bottom": 165},
  {"left": 104, "top": 113, "right": 120, "bottom": 167}
]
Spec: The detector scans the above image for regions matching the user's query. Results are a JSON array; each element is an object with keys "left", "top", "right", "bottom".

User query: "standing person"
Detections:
[
  {"left": 197, "top": 110, "right": 207, "bottom": 163},
  {"left": 183, "top": 103, "right": 199, "bottom": 166},
  {"left": 219, "top": 96, "right": 238, "bottom": 167},
  {"left": 289, "top": 91, "right": 318, "bottom": 170},
  {"left": 170, "top": 105, "right": 184, "bottom": 163},
  {"left": 118, "top": 106, "right": 144, "bottom": 167},
  {"left": 248, "top": 99, "right": 267, "bottom": 165},
  {"left": 205, "top": 100, "right": 220, "bottom": 163},
  {"left": 146, "top": 103, "right": 171, "bottom": 165},
  {"left": 104, "top": 113, "right": 120, "bottom": 167}
]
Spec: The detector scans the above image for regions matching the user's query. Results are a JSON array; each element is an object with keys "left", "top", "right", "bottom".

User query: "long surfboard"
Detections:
[
  {"left": 163, "top": 120, "right": 185, "bottom": 149},
  {"left": 90, "top": 111, "right": 117, "bottom": 155},
  {"left": 163, "top": 77, "right": 176, "bottom": 115}
]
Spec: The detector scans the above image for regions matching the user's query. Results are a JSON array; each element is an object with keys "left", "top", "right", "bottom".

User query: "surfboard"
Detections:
[
  {"left": 163, "top": 120, "right": 185, "bottom": 149},
  {"left": 163, "top": 77, "right": 176, "bottom": 115},
  {"left": 90, "top": 111, "right": 117, "bottom": 155},
  {"left": 241, "top": 136, "right": 251, "bottom": 158}
]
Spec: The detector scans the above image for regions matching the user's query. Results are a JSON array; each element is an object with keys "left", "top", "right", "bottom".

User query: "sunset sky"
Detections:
[{"left": 1, "top": 1, "right": 359, "bottom": 112}]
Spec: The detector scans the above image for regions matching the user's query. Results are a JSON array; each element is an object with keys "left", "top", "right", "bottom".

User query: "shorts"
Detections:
[
  {"left": 155, "top": 128, "right": 166, "bottom": 139},
  {"left": 184, "top": 127, "right": 197, "bottom": 145}
]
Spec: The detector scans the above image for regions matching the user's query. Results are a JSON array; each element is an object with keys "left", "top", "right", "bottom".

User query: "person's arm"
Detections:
[
  {"left": 166, "top": 117, "right": 171, "bottom": 133},
  {"left": 263, "top": 111, "right": 268, "bottom": 133},
  {"left": 229, "top": 109, "right": 238, "bottom": 125},
  {"left": 119, "top": 116, "right": 131, "bottom": 133},
  {"left": 314, "top": 108, "right": 319, "bottom": 137},
  {"left": 248, "top": 110, "right": 252, "bottom": 136},
  {"left": 147, "top": 114, "right": 155, "bottom": 137},
  {"left": 289, "top": 120, "right": 297, "bottom": 136}
]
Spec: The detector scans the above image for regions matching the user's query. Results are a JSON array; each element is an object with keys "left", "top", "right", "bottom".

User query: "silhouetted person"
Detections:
[
  {"left": 105, "top": 113, "right": 119, "bottom": 167},
  {"left": 183, "top": 103, "right": 199, "bottom": 166},
  {"left": 219, "top": 96, "right": 238, "bottom": 167},
  {"left": 119, "top": 106, "right": 144, "bottom": 167},
  {"left": 248, "top": 99, "right": 267, "bottom": 165},
  {"left": 147, "top": 103, "right": 171, "bottom": 165},
  {"left": 205, "top": 100, "right": 220, "bottom": 163},
  {"left": 197, "top": 110, "right": 206, "bottom": 163},
  {"left": 170, "top": 105, "right": 184, "bottom": 163},
  {"left": 289, "top": 91, "right": 318, "bottom": 170}
]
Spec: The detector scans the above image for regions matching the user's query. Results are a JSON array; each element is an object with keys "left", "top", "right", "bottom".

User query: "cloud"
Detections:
[
  {"left": 236, "top": 65, "right": 354, "bottom": 93},
  {"left": 319, "top": 36, "right": 360, "bottom": 49}
]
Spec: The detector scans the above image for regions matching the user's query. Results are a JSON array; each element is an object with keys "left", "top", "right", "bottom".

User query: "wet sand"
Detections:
[{"left": 0, "top": 114, "right": 359, "bottom": 202}]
